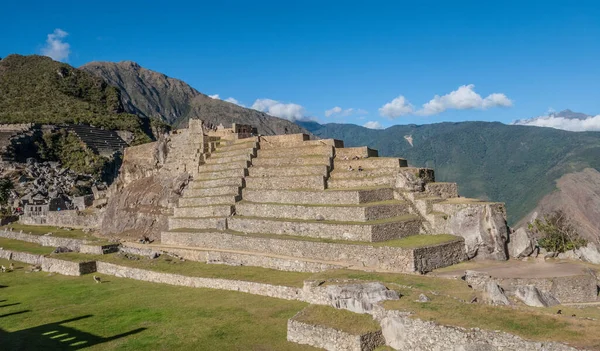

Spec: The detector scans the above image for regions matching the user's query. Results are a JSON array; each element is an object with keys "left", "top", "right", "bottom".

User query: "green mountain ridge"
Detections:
[
  {"left": 80, "top": 61, "right": 308, "bottom": 136},
  {"left": 297, "top": 120, "right": 600, "bottom": 226},
  {"left": 0, "top": 54, "right": 152, "bottom": 144}
]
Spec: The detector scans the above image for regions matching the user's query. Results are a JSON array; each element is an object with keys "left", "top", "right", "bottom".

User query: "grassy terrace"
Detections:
[
  {"left": 293, "top": 305, "right": 381, "bottom": 335},
  {"left": 0, "top": 223, "right": 110, "bottom": 244},
  {"left": 168, "top": 228, "right": 461, "bottom": 249},
  {"left": 383, "top": 290, "right": 600, "bottom": 350},
  {"left": 0, "top": 258, "right": 314, "bottom": 350}
]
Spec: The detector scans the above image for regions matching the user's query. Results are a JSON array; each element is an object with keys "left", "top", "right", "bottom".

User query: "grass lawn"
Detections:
[
  {"left": 0, "top": 258, "right": 316, "bottom": 350},
  {"left": 383, "top": 289, "right": 600, "bottom": 350}
]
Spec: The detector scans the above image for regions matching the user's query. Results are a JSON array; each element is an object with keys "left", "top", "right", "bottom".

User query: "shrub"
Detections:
[{"left": 529, "top": 211, "right": 586, "bottom": 253}]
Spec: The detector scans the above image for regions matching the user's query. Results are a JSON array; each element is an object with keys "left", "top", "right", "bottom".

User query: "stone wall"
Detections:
[
  {"left": 377, "top": 309, "right": 578, "bottom": 351},
  {"left": 161, "top": 231, "right": 465, "bottom": 273},
  {"left": 0, "top": 229, "right": 89, "bottom": 251},
  {"left": 496, "top": 275, "right": 599, "bottom": 304},
  {"left": 0, "top": 248, "right": 96, "bottom": 276},
  {"left": 20, "top": 210, "right": 102, "bottom": 229},
  {"left": 95, "top": 261, "right": 304, "bottom": 301},
  {"left": 287, "top": 318, "right": 385, "bottom": 351}
]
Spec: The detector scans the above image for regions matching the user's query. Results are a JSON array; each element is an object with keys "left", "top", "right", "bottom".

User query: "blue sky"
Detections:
[{"left": 2, "top": 0, "right": 600, "bottom": 129}]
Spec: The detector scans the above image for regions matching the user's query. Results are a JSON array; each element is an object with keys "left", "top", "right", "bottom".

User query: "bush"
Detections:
[{"left": 529, "top": 211, "right": 586, "bottom": 253}]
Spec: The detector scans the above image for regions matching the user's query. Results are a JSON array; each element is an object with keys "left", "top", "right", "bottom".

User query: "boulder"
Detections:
[
  {"left": 514, "top": 285, "right": 560, "bottom": 307},
  {"left": 483, "top": 281, "right": 511, "bottom": 306},
  {"left": 326, "top": 282, "right": 400, "bottom": 314},
  {"left": 578, "top": 243, "right": 600, "bottom": 265},
  {"left": 507, "top": 227, "right": 534, "bottom": 258},
  {"left": 464, "top": 270, "right": 491, "bottom": 291},
  {"left": 395, "top": 171, "right": 424, "bottom": 192},
  {"left": 557, "top": 250, "right": 581, "bottom": 260},
  {"left": 416, "top": 293, "right": 430, "bottom": 302}
]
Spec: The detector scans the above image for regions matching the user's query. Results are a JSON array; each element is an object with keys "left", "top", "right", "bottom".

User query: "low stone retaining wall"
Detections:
[
  {"left": 287, "top": 318, "right": 385, "bottom": 351},
  {"left": 79, "top": 244, "right": 121, "bottom": 255},
  {"left": 0, "top": 248, "right": 96, "bottom": 276},
  {"left": 95, "top": 261, "right": 304, "bottom": 301},
  {"left": 377, "top": 310, "right": 578, "bottom": 351},
  {"left": 496, "top": 275, "right": 599, "bottom": 304},
  {"left": 20, "top": 210, "right": 102, "bottom": 229},
  {"left": 0, "top": 229, "right": 88, "bottom": 251}
]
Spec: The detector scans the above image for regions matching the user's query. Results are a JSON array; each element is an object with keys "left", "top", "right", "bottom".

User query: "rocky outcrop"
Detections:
[
  {"left": 508, "top": 227, "right": 535, "bottom": 258},
  {"left": 326, "top": 282, "right": 400, "bottom": 314},
  {"left": 578, "top": 243, "right": 600, "bottom": 264},
  {"left": 514, "top": 285, "right": 560, "bottom": 307},
  {"left": 483, "top": 281, "right": 511, "bottom": 306}
]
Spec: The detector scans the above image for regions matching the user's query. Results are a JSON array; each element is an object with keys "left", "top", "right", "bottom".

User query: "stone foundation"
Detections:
[
  {"left": 20, "top": 210, "right": 102, "bottom": 229},
  {"left": 287, "top": 318, "right": 385, "bottom": 351}
]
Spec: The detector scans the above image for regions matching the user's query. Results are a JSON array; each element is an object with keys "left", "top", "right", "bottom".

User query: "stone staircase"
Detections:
[{"left": 156, "top": 131, "right": 469, "bottom": 274}]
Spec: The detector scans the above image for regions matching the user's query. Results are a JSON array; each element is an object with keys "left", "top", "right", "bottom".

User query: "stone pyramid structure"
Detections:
[{"left": 155, "top": 121, "right": 509, "bottom": 274}]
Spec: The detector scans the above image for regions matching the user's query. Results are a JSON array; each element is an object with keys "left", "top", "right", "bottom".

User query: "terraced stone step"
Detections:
[
  {"left": 168, "top": 217, "right": 227, "bottom": 231},
  {"left": 196, "top": 168, "right": 248, "bottom": 181},
  {"left": 210, "top": 147, "right": 256, "bottom": 158},
  {"left": 259, "top": 137, "right": 343, "bottom": 150},
  {"left": 248, "top": 164, "right": 329, "bottom": 178},
  {"left": 252, "top": 155, "right": 331, "bottom": 167},
  {"left": 178, "top": 194, "right": 240, "bottom": 207},
  {"left": 125, "top": 242, "right": 344, "bottom": 273},
  {"left": 333, "top": 157, "right": 407, "bottom": 170},
  {"left": 335, "top": 146, "right": 378, "bottom": 159},
  {"left": 215, "top": 141, "right": 259, "bottom": 152},
  {"left": 160, "top": 230, "right": 465, "bottom": 273},
  {"left": 184, "top": 185, "right": 241, "bottom": 197},
  {"left": 235, "top": 200, "right": 409, "bottom": 222},
  {"left": 424, "top": 182, "right": 459, "bottom": 199},
  {"left": 327, "top": 176, "right": 395, "bottom": 189},
  {"left": 257, "top": 144, "right": 334, "bottom": 158},
  {"left": 242, "top": 188, "right": 395, "bottom": 205},
  {"left": 227, "top": 215, "right": 422, "bottom": 242},
  {"left": 205, "top": 153, "right": 252, "bottom": 164},
  {"left": 173, "top": 204, "right": 234, "bottom": 218},
  {"left": 191, "top": 177, "right": 244, "bottom": 189},
  {"left": 330, "top": 167, "right": 427, "bottom": 179},
  {"left": 199, "top": 160, "right": 250, "bottom": 172},
  {"left": 245, "top": 175, "right": 326, "bottom": 190}
]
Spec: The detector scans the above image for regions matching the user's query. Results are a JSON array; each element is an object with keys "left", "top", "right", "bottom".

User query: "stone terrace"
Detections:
[{"left": 149, "top": 124, "right": 504, "bottom": 274}]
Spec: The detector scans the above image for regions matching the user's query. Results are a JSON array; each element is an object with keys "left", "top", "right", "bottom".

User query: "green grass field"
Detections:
[{"left": 0, "top": 259, "right": 315, "bottom": 350}]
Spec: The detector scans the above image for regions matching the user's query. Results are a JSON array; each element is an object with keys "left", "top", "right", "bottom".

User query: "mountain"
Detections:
[
  {"left": 297, "top": 120, "right": 600, "bottom": 230},
  {"left": 80, "top": 61, "right": 307, "bottom": 135},
  {"left": 0, "top": 55, "right": 151, "bottom": 143}
]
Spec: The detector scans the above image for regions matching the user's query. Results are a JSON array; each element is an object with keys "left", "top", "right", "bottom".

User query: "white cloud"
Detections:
[
  {"left": 251, "top": 98, "right": 305, "bottom": 121},
  {"left": 418, "top": 84, "right": 512, "bottom": 116},
  {"left": 325, "top": 106, "right": 367, "bottom": 118},
  {"left": 41, "top": 29, "right": 70, "bottom": 62},
  {"left": 363, "top": 121, "right": 384, "bottom": 129},
  {"left": 513, "top": 115, "right": 600, "bottom": 132},
  {"left": 208, "top": 94, "right": 220, "bottom": 99},
  {"left": 325, "top": 106, "right": 342, "bottom": 117},
  {"left": 225, "top": 97, "right": 244, "bottom": 107},
  {"left": 378, "top": 95, "right": 414, "bottom": 118}
]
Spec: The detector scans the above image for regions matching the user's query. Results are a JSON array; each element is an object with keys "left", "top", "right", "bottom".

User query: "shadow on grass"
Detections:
[
  {"left": 0, "top": 315, "right": 146, "bottom": 350},
  {"left": 0, "top": 302, "right": 20, "bottom": 308},
  {"left": 0, "top": 310, "right": 31, "bottom": 318}
]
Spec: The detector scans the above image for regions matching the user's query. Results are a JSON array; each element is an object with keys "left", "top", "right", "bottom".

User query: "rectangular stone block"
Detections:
[
  {"left": 235, "top": 201, "right": 409, "bottom": 222},
  {"left": 259, "top": 134, "right": 309, "bottom": 145},
  {"left": 335, "top": 146, "right": 379, "bottom": 159},
  {"left": 184, "top": 185, "right": 240, "bottom": 197},
  {"left": 168, "top": 217, "right": 227, "bottom": 230},
  {"left": 257, "top": 144, "right": 334, "bottom": 158},
  {"left": 196, "top": 168, "right": 247, "bottom": 181},
  {"left": 425, "top": 182, "right": 459, "bottom": 199},
  {"left": 200, "top": 160, "right": 250, "bottom": 172},
  {"left": 173, "top": 205, "right": 234, "bottom": 218},
  {"left": 211, "top": 146, "right": 256, "bottom": 158},
  {"left": 191, "top": 177, "right": 244, "bottom": 189},
  {"left": 227, "top": 215, "right": 421, "bottom": 242},
  {"left": 178, "top": 194, "right": 240, "bottom": 207},
  {"left": 333, "top": 157, "right": 407, "bottom": 170},
  {"left": 245, "top": 175, "right": 326, "bottom": 190},
  {"left": 248, "top": 165, "right": 329, "bottom": 178},
  {"left": 215, "top": 142, "right": 258, "bottom": 152},
  {"left": 205, "top": 153, "right": 252, "bottom": 164},
  {"left": 251, "top": 155, "right": 331, "bottom": 167},
  {"left": 242, "top": 188, "right": 395, "bottom": 205}
]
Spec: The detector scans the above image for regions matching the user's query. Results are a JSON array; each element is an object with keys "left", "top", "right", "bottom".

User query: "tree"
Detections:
[
  {"left": 529, "top": 210, "right": 586, "bottom": 253},
  {"left": 0, "top": 177, "right": 14, "bottom": 207}
]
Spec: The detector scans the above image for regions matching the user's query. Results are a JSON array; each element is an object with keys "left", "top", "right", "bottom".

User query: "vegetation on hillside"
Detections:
[
  {"left": 36, "top": 130, "right": 109, "bottom": 177},
  {"left": 298, "top": 121, "right": 600, "bottom": 225},
  {"left": 0, "top": 55, "right": 151, "bottom": 144},
  {"left": 530, "top": 210, "right": 587, "bottom": 253}
]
